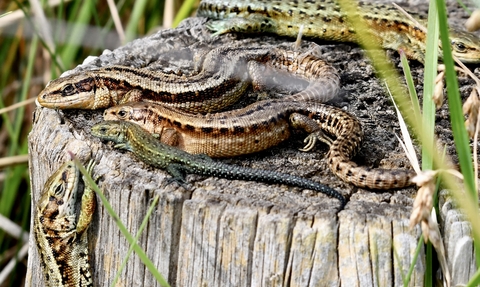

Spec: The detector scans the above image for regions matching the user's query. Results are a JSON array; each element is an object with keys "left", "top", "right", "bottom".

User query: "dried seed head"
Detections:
[
  {"left": 432, "top": 71, "right": 445, "bottom": 108},
  {"left": 463, "top": 88, "right": 480, "bottom": 138},
  {"left": 433, "top": 80, "right": 444, "bottom": 108},
  {"left": 466, "top": 10, "right": 480, "bottom": 32},
  {"left": 409, "top": 170, "right": 437, "bottom": 229}
]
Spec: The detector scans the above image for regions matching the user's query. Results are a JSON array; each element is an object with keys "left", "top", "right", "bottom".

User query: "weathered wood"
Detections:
[
  {"left": 26, "top": 4, "right": 479, "bottom": 286},
  {"left": 441, "top": 195, "right": 476, "bottom": 285}
]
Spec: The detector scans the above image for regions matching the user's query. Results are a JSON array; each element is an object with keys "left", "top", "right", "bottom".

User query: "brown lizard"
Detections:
[
  {"left": 34, "top": 160, "right": 96, "bottom": 287},
  {"left": 37, "top": 45, "right": 339, "bottom": 112},
  {"left": 103, "top": 100, "right": 415, "bottom": 189},
  {"left": 197, "top": 0, "right": 480, "bottom": 63}
]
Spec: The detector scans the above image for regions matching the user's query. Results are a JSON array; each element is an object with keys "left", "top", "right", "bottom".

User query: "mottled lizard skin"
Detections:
[
  {"left": 91, "top": 121, "right": 347, "bottom": 208},
  {"left": 197, "top": 0, "right": 480, "bottom": 63},
  {"left": 34, "top": 161, "right": 96, "bottom": 287},
  {"left": 37, "top": 45, "right": 339, "bottom": 112},
  {"left": 104, "top": 100, "right": 415, "bottom": 189}
]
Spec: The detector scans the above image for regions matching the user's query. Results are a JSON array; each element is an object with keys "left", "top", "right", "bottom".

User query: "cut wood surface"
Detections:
[{"left": 26, "top": 3, "right": 478, "bottom": 286}]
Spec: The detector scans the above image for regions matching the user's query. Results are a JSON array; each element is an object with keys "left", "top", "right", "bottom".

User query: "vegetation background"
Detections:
[
  {"left": 0, "top": 0, "right": 479, "bottom": 286},
  {"left": 0, "top": 0, "right": 194, "bottom": 285}
]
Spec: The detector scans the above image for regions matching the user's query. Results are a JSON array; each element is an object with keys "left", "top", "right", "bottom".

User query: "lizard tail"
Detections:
[{"left": 195, "top": 162, "right": 346, "bottom": 209}]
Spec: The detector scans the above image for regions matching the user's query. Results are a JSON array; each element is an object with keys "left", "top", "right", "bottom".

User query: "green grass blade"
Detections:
[
  {"left": 74, "top": 159, "right": 171, "bottom": 287},
  {"left": 60, "top": 0, "right": 96, "bottom": 68},
  {"left": 399, "top": 52, "right": 421, "bottom": 123},
  {"left": 435, "top": 1, "right": 477, "bottom": 208},
  {"left": 173, "top": 0, "right": 197, "bottom": 27},
  {"left": 422, "top": 2, "right": 440, "bottom": 284},
  {"left": 402, "top": 235, "right": 425, "bottom": 287},
  {"left": 466, "top": 268, "right": 480, "bottom": 287},
  {"left": 0, "top": 30, "right": 37, "bottom": 222},
  {"left": 14, "top": 0, "right": 64, "bottom": 71},
  {"left": 0, "top": 36, "right": 19, "bottom": 138},
  {"left": 422, "top": 0, "right": 439, "bottom": 171},
  {"left": 111, "top": 194, "right": 160, "bottom": 287},
  {"left": 435, "top": 0, "right": 480, "bottom": 267},
  {"left": 0, "top": 33, "right": 37, "bottom": 219},
  {"left": 455, "top": 0, "right": 472, "bottom": 14},
  {"left": 436, "top": 0, "right": 476, "bottom": 200},
  {"left": 125, "top": 0, "right": 150, "bottom": 42}
]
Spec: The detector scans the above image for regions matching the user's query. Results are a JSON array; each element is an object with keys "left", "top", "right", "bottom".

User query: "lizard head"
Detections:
[
  {"left": 103, "top": 105, "right": 134, "bottom": 121},
  {"left": 36, "top": 161, "right": 79, "bottom": 223},
  {"left": 37, "top": 71, "right": 101, "bottom": 109},
  {"left": 91, "top": 121, "right": 130, "bottom": 148},
  {"left": 103, "top": 104, "right": 158, "bottom": 128},
  {"left": 448, "top": 29, "right": 480, "bottom": 64}
]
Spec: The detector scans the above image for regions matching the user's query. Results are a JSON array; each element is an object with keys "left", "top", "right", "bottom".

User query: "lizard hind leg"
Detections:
[
  {"left": 289, "top": 113, "right": 334, "bottom": 151},
  {"left": 77, "top": 160, "right": 97, "bottom": 234},
  {"left": 164, "top": 163, "right": 190, "bottom": 189},
  {"left": 300, "top": 131, "right": 334, "bottom": 152}
]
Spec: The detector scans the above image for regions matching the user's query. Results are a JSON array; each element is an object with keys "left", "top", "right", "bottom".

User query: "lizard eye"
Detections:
[
  {"left": 54, "top": 184, "right": 63, "bottom": 195},
  {"left": 452, "top": 41, "right": 467, "bottom": 53},
  {"left": 61, "top": 84, "right": 75, "bottom": 96},
  {"left": 118, "top": 109, "right": 127, "bottom": 118}
]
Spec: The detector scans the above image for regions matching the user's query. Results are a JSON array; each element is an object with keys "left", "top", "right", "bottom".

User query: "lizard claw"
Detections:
[
  {"left": 161, "top": 176, "right": 190, "bottom": 190},
  {"left": 85, "top": 160, "right": 95, "bottom": 175},
  {"left": 82, "top": 160, "right": 100, "bottom": 184},
  {"left": 300, "top": 131, "right": 334, "bottom": 152}
]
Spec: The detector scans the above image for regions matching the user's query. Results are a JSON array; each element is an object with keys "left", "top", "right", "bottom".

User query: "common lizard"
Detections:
[
  {"left": 33, "top": 160, "right": 96, "bottom": 287},
  {"left": 37, "top": 44, "right": 339, "bottom": 111},
  {"left": 91, "top": 120, "right": 346, "bottom": 208},
  {"left": 103, "top": 100, "right": 415, "bottom": 189},
  {"left": 197, "top": 0, "right": 480, "bottom": 63}
]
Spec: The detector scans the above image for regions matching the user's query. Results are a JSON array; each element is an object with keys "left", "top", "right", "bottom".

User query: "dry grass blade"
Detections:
[
  {"left": 386, "top": 84, "right": 420, "bottom": 172},
  {"left": 427, "top": 209, "right": 451, "bottom": 287},
  {"left": 163, "top": 0, "right": 174, "bottom": 29},
  {"left": 294, "top": 25, "right": 305, "bottom": 49},
  {"left": 0, "top": 214, "right": 28, "bottom": 243},
  {"left": 106, "top": 0, "right": 125, "bottom": 43},
  {"left": 29, "top": 0, "right": 55, "bottom": 51},
  {"left": 0, "top": 243, "right": 29, "bottom": 285},
  {"left": 473, "top": 92, "right": 480, "bottom": 192},
  {"left": 0, "top": 98, "right": 36, "bottom": 115},
  {"left": 0, "top": 155, "right": 29, "bottom": 168},
  {"left": 392, "top": 3, "right": 427, "bottom": 33}
]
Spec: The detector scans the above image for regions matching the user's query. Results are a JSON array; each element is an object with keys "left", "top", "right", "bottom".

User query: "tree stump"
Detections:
[{"left": 26, "top": 5, "right": 478, "bottom": 286}]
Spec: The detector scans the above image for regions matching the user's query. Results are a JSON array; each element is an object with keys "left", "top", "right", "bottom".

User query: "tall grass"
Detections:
[
  {"left": 337, "top": 0, "right": 479, "bottom": 285},
  {"left": 0, "top": 1, "right": 170, "bottom": 285}
]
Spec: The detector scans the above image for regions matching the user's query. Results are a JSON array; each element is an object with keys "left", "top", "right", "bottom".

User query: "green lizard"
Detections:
[
  {"left": 91, "top": 121, "right": 346, "bottom": 209},
  {"left": 197, "top": 0, "right": 480, "bottom": 63}
]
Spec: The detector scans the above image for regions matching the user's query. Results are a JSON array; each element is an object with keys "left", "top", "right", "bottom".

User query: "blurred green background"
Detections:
[{"left": 0, "top": 1, "right": 197, "bottom": 285}]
